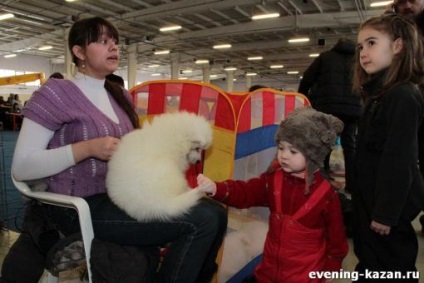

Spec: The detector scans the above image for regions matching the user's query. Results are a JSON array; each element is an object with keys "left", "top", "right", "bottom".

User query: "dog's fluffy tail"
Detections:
[{"left": 121, "top": 189, "right": 202, "bottom": 221}]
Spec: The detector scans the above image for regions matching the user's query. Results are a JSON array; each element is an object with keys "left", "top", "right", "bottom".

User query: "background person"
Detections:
[
  {"left": 48, "top": 72, "right": 64, "bottom": 79},
  {"left": 392, "top": 0, "right": 424, "bottom": 28},
  {"left": 298, "top": 38, "right": 361, "bottom": 194}
]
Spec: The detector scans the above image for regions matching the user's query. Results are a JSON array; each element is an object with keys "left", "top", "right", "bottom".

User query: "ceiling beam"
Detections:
[
  {"left": 147, "top": 9, "right": 381, "bottom": 45},
  {"left": 119, "top": 0, "right": 277, "bottom": 21},
  {"left": 0, "top": 29, "right": 65, "bottom": 54}
]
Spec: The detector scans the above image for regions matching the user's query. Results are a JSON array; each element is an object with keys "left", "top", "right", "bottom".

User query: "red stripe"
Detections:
[
  {"left": 262, "top": 91, "right": 275, "bottom": 126},
  {"left": 215, "top": 94, "right": 235, "bottom": 130},
  {"left": 147, "top": 84, "right": 166, "bottom": 114},
  {"left": 238, "top": 97, "right": 251, "bottom": 132},
  {"left": 180, "top": 83, "right": 202, "bottom": 113},
  {"left": 285, "top": 95, "right": 296, "bottom": 116}
]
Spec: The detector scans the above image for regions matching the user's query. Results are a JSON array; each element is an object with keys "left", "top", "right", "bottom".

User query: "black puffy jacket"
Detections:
[{"left": 298, "top": 39, "right": 361, "bottom": 119}]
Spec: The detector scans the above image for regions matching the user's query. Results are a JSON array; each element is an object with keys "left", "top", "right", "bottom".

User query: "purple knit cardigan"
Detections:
[{"left": 23, "top": 78, "right": 134, "bottom": 197}]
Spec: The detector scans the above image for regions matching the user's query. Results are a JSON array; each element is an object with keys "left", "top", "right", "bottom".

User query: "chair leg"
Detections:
[{"left": 76, "top": 201, "right": 94, "bottom": 283}]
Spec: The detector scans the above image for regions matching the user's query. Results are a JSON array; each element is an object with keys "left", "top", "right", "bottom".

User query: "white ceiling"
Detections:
[{"left": 0, "top": 0, "right": 386, "bottom": 85}]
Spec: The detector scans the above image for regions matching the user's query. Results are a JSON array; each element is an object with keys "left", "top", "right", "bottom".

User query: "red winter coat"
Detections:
[{"left": 213, "top": 169, "right": 348, "bottom": 283}]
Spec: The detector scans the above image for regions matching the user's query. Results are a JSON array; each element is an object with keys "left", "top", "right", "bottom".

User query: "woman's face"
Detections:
[
  {"left": 75, "top": 31, "right": 120, "bottom": 79},
  {"left": 357, "top": 27, "right": 401, "bottom": 75}
]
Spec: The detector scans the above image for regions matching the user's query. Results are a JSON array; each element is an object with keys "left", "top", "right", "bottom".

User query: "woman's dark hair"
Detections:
[
  {"left": 68, "top": 17, "right": 139, "bottom": 129},
  {"left": 106, "top": 73, "right": 125, "bottom": 87},
  {"left": 105, "top": 80, "right": 140, "bottom": 129}
]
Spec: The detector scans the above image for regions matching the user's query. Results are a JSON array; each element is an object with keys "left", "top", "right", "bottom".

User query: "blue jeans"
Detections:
[{"left": 50, "top": 194, "right": 228, "bottom": 283}]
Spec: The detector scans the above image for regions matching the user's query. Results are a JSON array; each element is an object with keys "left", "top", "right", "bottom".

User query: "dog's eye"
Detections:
[{"left": 195, "top": 147, "right": 201, "bottom": 152}]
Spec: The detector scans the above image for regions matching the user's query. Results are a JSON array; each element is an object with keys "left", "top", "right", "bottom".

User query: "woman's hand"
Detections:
[
  {"left": 72, "top": 136, "right": 120, "bottom": 162},
  {"left": 370, "top": 220, "right": 391, "bottom": 236},
  {"left": 196, "top": 174, "right": 217, "bottom": 196}
]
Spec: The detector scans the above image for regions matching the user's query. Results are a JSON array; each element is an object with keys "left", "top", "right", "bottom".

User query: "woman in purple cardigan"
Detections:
[{"left": 11, "top": 17, "right": 227, "bottom": 283}]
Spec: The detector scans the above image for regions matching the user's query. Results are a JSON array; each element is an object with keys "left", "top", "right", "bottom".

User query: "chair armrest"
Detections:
[{"left": 12, "top": 176, "right": 92, "bottom": 221}]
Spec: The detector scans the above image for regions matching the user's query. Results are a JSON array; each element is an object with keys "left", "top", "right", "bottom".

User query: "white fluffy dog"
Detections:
[{"left": 106, "top": 111, "right": 212, "bottom": 221}]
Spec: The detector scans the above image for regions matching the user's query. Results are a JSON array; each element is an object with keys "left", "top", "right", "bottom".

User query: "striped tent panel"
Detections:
[
  {"left": 234, "top": 90, "right": 310, "bottom": 181},
  {"left": 129, "top": 80, "right": 238, "bottom": 182},
  {"left": 130, "top": 80, "right": 236, "bottom": 128},
  {"left": 237, "top": 89, "right": 310, "bottom": 133}
]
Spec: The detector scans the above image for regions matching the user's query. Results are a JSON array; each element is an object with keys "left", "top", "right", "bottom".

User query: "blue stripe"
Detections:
[{"left": 235, "top": 125, "right": 278, "bottom": 159}]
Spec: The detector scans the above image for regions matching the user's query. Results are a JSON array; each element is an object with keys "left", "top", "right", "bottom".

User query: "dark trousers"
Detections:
[
  {"left": 352, "top": 194, "right": 419, "bottom": 282},
  {"left": 50, "top": 194, "right": 228, "bottom": 283}
]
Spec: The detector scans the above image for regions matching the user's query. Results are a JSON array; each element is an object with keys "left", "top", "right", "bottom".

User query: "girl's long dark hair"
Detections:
[{"left": 68, "top": 17, "right": 140, "bottom": 129}]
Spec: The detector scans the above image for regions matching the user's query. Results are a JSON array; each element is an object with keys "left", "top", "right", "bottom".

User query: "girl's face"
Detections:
[
  {"left": 357, "top": 27, "right": 402, "bottom": 75},
  {"left": 73, "top": 31, "right": 120, "bottom": 79},
  {"left": 277, "top": 141, "right": 306, "bottom": 174}
]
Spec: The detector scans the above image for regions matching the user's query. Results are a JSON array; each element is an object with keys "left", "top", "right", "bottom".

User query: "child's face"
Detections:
[
  {"left": 277, "top": 141, "right": 306, "bottom": 174},
  {"left": 357, "top": 27, "right": 402, "bottom": 75}
]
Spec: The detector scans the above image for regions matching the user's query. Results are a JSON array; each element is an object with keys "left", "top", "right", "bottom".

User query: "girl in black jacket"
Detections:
[{"left": 352, "top": 13, "right": 424, "bottom": 282}]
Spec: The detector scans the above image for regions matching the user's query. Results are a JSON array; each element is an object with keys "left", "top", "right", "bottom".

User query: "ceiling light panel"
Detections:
[
  {"left": 213, "top": 44, "right": 232, "bottom": 49},
  {"left": 247, "top": 56, "right": 263, "bottom": 61},
  {"left": 0, "top": 13, "right": 14, "bottom": 21},
  {"left": 370, "top": 1, "right": 392, "bottom": 7},
  {"left": 38, "top": 45, "right": 53, "bottom": 50},
  {"left": 288, "top": 38, "right": 310, "bottom": 43},
  {"left": 154, "top": 50, "right": 170, "bottom": 55},
  {"left": 159, "top": 25, "right": 182, "bottom": 32},
  {"left": 251, "top": 13, "right": 280, "bottom": 20},
  {"left": 195, "top": 59, "right": 209, "bottom": 64}
]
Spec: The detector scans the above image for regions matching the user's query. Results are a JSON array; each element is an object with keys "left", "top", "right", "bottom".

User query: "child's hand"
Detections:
[
  {"left": 196, "top": 174, "right": 217, "bottom": 196},
  {"left": 370, "top": 220, "right": 391, "bottom": 235}
]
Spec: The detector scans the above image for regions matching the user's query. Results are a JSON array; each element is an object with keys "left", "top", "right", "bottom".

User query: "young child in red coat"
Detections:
[{"left": 197, "top": 106, "right": 349, "bottom": 283}]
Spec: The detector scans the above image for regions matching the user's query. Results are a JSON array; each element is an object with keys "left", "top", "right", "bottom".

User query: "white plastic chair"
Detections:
[{"left": 11, "top": 175, "right": 94, "bottom": 283}]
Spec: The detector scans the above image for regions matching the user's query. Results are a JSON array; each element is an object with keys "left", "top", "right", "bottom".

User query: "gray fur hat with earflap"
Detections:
[{"left": 275, "top": 106, "right": 344, "bottom": 194}]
